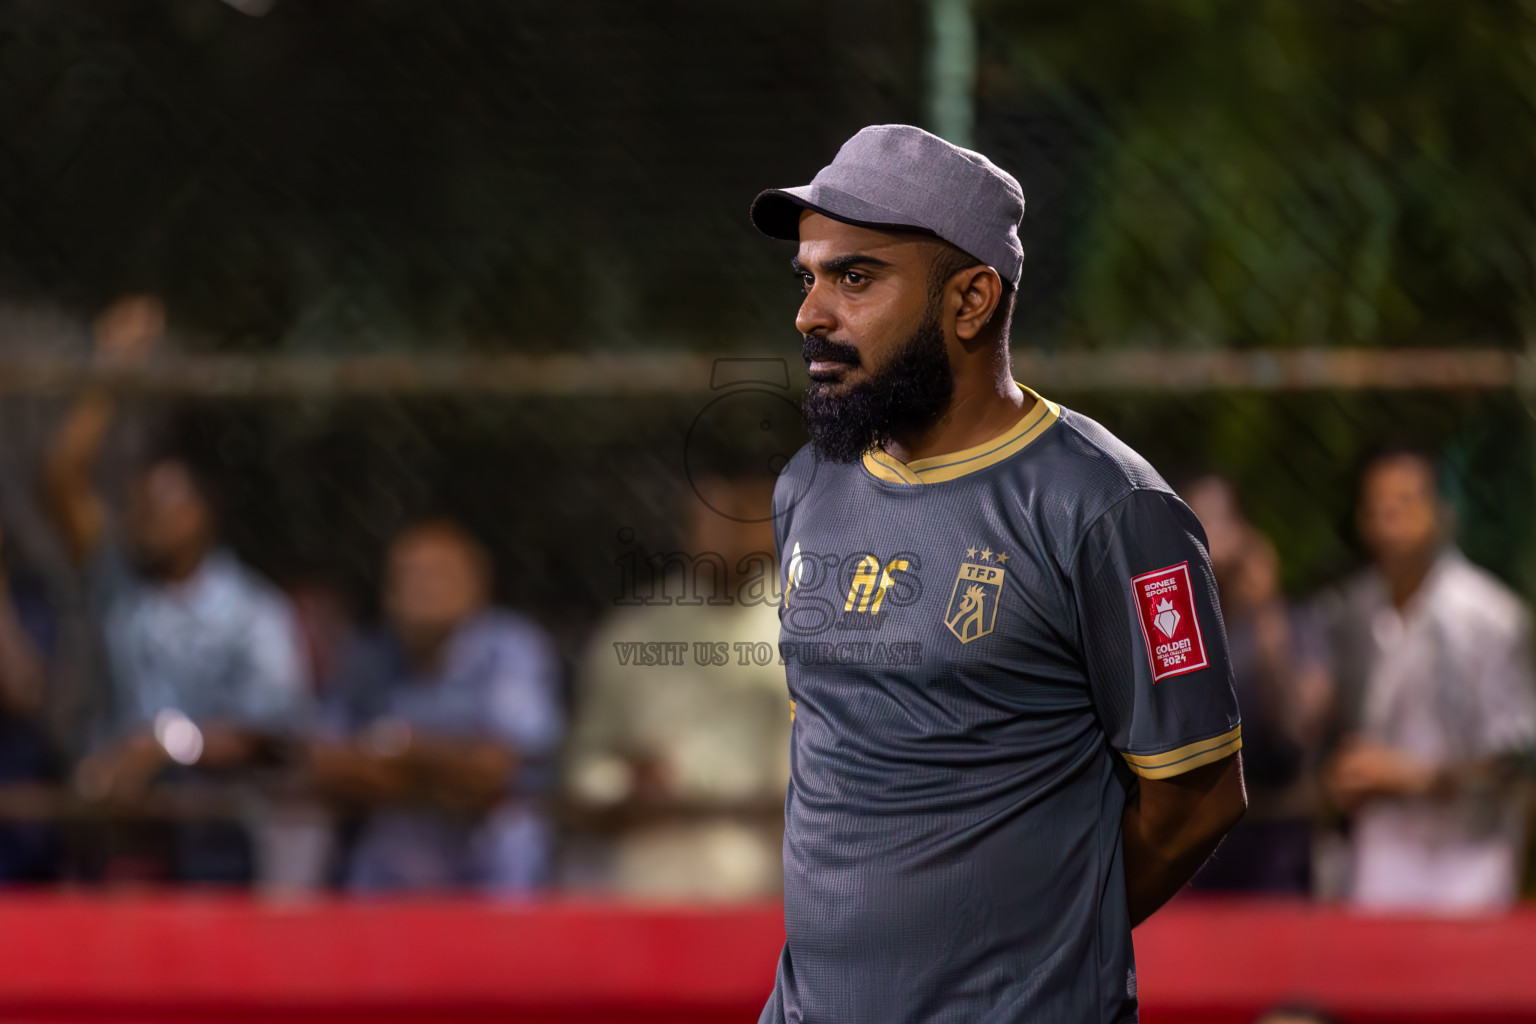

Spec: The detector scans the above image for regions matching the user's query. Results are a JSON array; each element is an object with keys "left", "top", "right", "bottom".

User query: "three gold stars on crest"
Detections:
[{"left": 966, "top": 545, "right": 1008, "bottom": 564}]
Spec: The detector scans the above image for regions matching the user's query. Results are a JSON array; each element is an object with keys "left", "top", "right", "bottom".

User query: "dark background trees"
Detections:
[{"left": 2, "top": 0, "right": 1532, "bottom": 627}]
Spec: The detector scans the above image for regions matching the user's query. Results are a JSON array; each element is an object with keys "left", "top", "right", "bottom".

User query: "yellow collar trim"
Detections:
[{"left": 862, "top": 383, "right": 1061, "bottom": 485}]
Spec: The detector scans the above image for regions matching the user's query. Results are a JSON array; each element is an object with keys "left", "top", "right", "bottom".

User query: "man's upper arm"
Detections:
[
  {"left": 42, "top": 432, "right": 108, "bottom": 564},
  {"left": 239, "top": 591, "right": 313, "bottom": 732},
  {"left": 1074, "top": 488, "right": 1243, "bottom": 779},
  {"left": 1472, "top": 602, "right": 1536, "bottom": 756},
  {"left": 481, "top": 621, "right": 563, "bottom": 758}
]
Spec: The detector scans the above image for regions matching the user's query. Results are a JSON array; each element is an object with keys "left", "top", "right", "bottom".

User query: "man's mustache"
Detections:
[{"left": 801, "top": 334, "right": 860, "bottom": 366}]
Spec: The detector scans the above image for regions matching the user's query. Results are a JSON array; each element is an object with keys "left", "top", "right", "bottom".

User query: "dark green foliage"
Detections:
[
  {"left": 3, "top": 1, "right": 1534, "bottom": 628},
  {"left": 979, "top": 0, "right": 1536, "bottom": 349}
]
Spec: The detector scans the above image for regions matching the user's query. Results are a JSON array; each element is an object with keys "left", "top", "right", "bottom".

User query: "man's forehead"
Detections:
[
  {"left": 1361, "top": 460, "right": 1439, "bottom": 509},
  {"left": 1365, "top": 454, "right": 1436, "bottom": 489},
  {"left": 795, "top": 210, "right": 932, "bottom": 264}
]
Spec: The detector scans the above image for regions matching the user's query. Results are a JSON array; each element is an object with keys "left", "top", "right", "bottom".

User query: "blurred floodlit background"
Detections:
[{"left": 1, "top": 2, "right": 1536, "bottom": 1022}]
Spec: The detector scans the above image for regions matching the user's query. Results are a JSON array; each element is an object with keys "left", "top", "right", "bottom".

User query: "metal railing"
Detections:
[{"left": 0, "top": 347, "right": 1525, "bottom": 396}]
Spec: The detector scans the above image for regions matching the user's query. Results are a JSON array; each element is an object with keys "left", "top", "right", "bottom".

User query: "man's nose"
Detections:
[{"left": 795, "top": 281, "right": 838, "bottom": 337}]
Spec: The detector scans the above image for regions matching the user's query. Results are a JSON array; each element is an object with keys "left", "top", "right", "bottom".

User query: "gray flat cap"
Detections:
[{"left": 750, "top": 124, "right": 1025, "bottom": 286}]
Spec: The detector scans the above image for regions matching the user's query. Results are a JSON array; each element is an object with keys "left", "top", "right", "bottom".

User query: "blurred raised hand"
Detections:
[{"left": 43, "top": 294, "right": 166, "bottom": 564}]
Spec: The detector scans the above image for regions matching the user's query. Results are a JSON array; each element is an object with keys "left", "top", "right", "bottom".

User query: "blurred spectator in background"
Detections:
[
  {"left": 42, "top": 295, "right": 312, "bottom": 883},
  {"left": 564, "top": 474, "right": 788, "bottom": 900},
  {"left": 1317, "top": 443, "right": 1536, "bottom": 911},
  {"left": 0, "top": 519, "right": 59, "bottom": 881},
  {"left": 310, "top": 519, "right": 562, "bottom": 893},
  {"left": 1183, "top": 476, "right": 1331, "bottom": 895}
]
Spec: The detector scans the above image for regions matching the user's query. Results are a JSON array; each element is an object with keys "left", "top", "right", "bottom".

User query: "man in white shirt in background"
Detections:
[
  {"left": 1320, "top": 443, "right": 1536, "bottom": 911},
  {"left": 565, "top": 472, "right": 788, "bottom": 900}
]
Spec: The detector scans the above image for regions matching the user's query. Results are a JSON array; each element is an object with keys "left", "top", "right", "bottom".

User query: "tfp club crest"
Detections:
[{"left": 945, "top": 545, "right": 1008, "bottom": 643}]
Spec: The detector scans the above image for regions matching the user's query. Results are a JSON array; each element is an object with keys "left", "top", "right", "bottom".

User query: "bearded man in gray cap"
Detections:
[{"left": 749, "top": 125, "right": 1247, "bottom": 1024}]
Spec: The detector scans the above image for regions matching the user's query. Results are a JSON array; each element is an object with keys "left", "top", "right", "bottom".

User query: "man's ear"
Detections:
[{"left": 952, "top": 265, "right": 1004, "bottom": 343}]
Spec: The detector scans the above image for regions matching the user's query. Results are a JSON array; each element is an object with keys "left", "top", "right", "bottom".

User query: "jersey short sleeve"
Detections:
[{"left": 1073, "top": 488, "right": 1242, "bottom": 779}]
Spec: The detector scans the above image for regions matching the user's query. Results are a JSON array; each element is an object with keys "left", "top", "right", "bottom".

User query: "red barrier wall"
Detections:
[
  {"left": 0, "top": 894, "right": 1530, "bottom": 1023},
  {"left": 1136, "top": 898, "right": 1536, "bottom": 1024}
]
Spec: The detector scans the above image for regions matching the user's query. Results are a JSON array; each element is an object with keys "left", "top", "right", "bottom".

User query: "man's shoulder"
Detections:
[
  {"left": 457, "top": 608, "right": 555, "bottom": 657},
  {"left": 773, "top": 443, "right": 819, "bottom": 506},
  {"left": 204, "top": 550, "right": 293, "bottom": 613},
  {"left": 1324, "top": 552, "right": 1529, "bottom": 634},
  {"left": 774, "top": 405, "right": 1177, "bottom": 531},
  {"left": 1041, "top": 405, "right": 1169, "bottom": 492},
  {"left": 782, "top": 442, "right": 817, "bottom": 478},
  {"left": 450, "top": 611, "right": 560, "bottom": 690},
  {"left": 1436, "top": 550, "right": 1529, "bottom": 633},
  {"left": 1012, "top": 404, "right": 1177, "bottom": 532}
]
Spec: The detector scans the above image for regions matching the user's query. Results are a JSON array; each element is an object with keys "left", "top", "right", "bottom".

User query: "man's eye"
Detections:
[
  {"left": 843, "top": 271, "right": 866, "bottom": 285},
  {"left": 799, "top": 274, "right": 814, "bottom": 292}
]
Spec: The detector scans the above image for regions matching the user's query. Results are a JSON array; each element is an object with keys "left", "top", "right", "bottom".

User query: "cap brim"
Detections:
[
  {"left": 749, "top": 187, "right": 818, "bottom": 241},
  {"left": 750, "top": 185, "right": 936, "bottom": 243}
]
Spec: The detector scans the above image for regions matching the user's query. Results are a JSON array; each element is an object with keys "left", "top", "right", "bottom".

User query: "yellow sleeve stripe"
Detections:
[{"left": 1120, "top": 725, "right": 1243, "bottom": 780}]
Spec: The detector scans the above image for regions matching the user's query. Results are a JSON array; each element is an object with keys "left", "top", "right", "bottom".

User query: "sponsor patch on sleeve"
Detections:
[{"left": 1131, "top": 561, "right": 1209, "bottom": 682}]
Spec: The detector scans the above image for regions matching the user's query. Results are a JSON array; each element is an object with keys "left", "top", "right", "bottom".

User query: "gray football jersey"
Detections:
[{"left": 759, "top": 388, "right": 1242, "bottom": 1024}]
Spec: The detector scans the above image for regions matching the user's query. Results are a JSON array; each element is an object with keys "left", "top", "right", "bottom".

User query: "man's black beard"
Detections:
[{"left": 800, "top": 309, "right": 954, "bottom": 464}]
